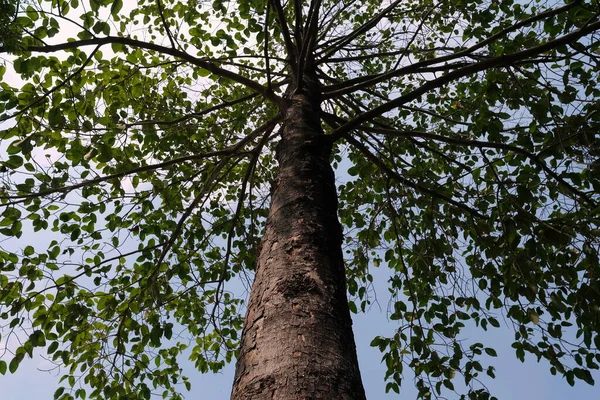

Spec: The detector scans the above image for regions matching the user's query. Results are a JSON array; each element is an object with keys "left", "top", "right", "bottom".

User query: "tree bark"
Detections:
[{"left": 231, "top": 76, "right": 366, "bottom": 399}]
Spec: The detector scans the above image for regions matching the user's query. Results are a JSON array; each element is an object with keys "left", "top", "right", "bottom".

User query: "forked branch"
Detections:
[{"left": 0, "top": 36, "right": 281, "bottom": 103}]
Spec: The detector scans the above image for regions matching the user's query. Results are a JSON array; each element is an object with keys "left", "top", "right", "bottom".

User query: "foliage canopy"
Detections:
[{"left": 1, "top": 0, "right": 600, "bottom": 399}]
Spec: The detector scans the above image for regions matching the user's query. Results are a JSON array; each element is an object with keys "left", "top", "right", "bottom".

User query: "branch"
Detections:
[
  {"left": 317, "top": 0, "right": 402, "bottom": 61},
  {"left": 151, "top": 115, "right": 280, "bottom": 278},
  {"left": 347, "top": 133, "right": 484, "bottom": 219},
  {"left": 210, "top": 122, "right": 275, "bottom": 328},
  {"left": 297, "top": 0, "right": 322, "bottom": 78},
  {"left": 0, "top": 45, "right": 100, "bottom": 123},
  {"left": 0, "top": 152, "right": 227, "bottom": 205},
  {"left": 322, "top": 2, "right": 588, "bottom": 97},
  {"left": 153, "top": 156, "right": 232, "bottom": 270},
  {"left": 325, "top": 47, "right": 458, "bottom": 63},
  {"left": 400, "top": 105, "right": 473, "bottom": 127},
  {"left": 329, "top": 98, "right": 474, "bottom": 174},
  {"left": 322, "top": 113, "right": 484, "bottom": 218},
  {"left": 361, "top": 125, "right": 598, "bottom": 208},
  {"left": 126, "top": 79, "right": 289, "bottom": 128},
  {"left": 294, "top": 0, "right": 303, "bottom": 46},
  {"left": 25, "top": 243, "right": 165, "bottom": 302},
  {"left": 316, "top": 1, "right": 354, "bottom": 45},
  {"left": 329, "top": 18, "right": 600, "bottom": 135},
  {"left": 391, "top": 5, "right": 435, "bottom": 70},
  {"left": 459, "top": 1, "right": 582, "bottom": 59},
  {"left": 0, "top": 36, "right": 280, "bottom": 103},
  {"left": 0, "top": 115, "right": 282, "bottom": 204},
  {"left": 264, "top": 0, "right": 273, "bottom": 90},
  {"left": 325, "top": 48, "right": 407, "bottom": 63},
  {"left": 269, "top": 0, "right": 297, "bottom": 68},
  {"left": 156, "top": 0, "right": 177, "bottom": 49},
  {"left": 125, "top": 91, "right": 260, "bottom": 127}
]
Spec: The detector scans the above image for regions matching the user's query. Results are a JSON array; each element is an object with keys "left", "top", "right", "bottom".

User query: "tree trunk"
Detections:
[{"left": 231, "top": 76, "right": 366, "bottom": 399}]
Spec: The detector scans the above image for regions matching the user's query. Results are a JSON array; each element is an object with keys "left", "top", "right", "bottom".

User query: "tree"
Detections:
[
  {"left": 0, "top": 0, "right": 22, "bottom": 50},
  {"left": 0, "top": 0, "right": 599, "bottom": 398}
]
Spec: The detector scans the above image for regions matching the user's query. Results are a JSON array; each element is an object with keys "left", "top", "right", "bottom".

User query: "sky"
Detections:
[
  {"left": 2, "top": 259, "right": 599, "bottom": 399},
  {"left": 2, "top": 1, "right": 600, "bottom": 399},
  {"left": 0, "top": 142, "right": 596, "bottom": 399}
]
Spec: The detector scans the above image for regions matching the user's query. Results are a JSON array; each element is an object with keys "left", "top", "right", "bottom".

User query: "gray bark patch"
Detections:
[{"left": 277, "top": 273, "right": 321, "bottom": 298}]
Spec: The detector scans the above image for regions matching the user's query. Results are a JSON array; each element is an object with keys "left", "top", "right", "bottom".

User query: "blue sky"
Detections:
[
  {"left": 2, "top": 3, "right": 599, "bottom": 397},
  {"left": 0, "top": 109, "right": 597, "bottom": 400},
  {"left": 3, "top": 260, "right": 599, "bottom": 399},
  {"left": 0, "top": 131, "right": 597, "bottom": 400},
  {"left": 3, "top": 308, "right": 599, "bottom": 399}
]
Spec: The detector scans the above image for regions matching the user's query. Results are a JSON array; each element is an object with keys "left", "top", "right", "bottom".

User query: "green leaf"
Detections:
[
  {"left": 110, "top": 0, "right": 123, "bottom": 16},
  {"left": 48, "top": 107, "right": 64, "bottom": 128},
  {"left": 348, "top": 301, "right": 357, "bottom": 314},
  {"left": 89, "top": 0, "right": 100, "bottom": 13},
  {"left": 54, "top": 387, "right": 65, "bottom": 399},
  {"left": 484, "top": 348, "right": 497, "bottom": 357},
  {"left": 442, "top": 379, "right": 454, "bottom": 391},
  {"left": 2, "top": 1, "right": 600, "bottom": 399},
  {"left": 527, "top": 310, "right": 539, "bottom": 325},
  {"left": 48, "top": 341, "right": 59, "bottom": 354},
  {"left": 488, "top": 318, "right": 500, "bottom": 328},
  {"left": 8, "top": 354, "right": 22, "bottom": 373}
]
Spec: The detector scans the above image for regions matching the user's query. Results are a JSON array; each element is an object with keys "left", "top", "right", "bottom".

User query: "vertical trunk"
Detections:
[{"left": 231, "top": 76, "right": 366, "bottom": 399}]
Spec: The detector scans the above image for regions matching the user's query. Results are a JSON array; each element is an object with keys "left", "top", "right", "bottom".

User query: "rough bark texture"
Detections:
[{"left": 231, "top": 77, "right": 366, "bottom": 399}]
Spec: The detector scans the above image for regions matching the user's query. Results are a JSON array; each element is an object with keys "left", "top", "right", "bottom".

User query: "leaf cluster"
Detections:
[{"left": 0, "top": 0, "right": 599, "bottom": 399}]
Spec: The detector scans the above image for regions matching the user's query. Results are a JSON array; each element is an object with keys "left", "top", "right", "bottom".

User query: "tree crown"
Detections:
[{"left": 0, "top": 0, "right": 599, "bottom": 398}]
